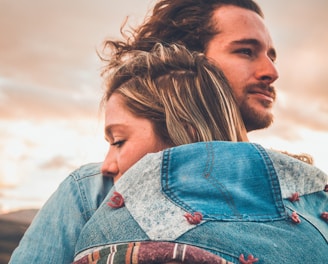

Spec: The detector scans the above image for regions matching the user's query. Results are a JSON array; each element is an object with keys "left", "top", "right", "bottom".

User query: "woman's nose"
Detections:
[{"left": 101, "top": 150, "right": 119, "bottom": 177}]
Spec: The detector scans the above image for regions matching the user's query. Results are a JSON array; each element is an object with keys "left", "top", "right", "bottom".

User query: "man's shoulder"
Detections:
[{"left": 70, "top": 162, "right": 103, "bottom": 181}]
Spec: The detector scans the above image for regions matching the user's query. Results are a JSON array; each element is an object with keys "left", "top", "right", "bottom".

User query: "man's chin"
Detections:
[{"left": 241, "top": 106, "right": 274, "bottom": 132}]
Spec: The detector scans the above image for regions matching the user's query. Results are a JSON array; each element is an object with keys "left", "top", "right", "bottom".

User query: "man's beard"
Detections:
[
  {"left": 241, "top": 102, "right": 274, "bottom": 132},
  {"left": 240, "top": 83, "right": 276, "bottom": 132}
]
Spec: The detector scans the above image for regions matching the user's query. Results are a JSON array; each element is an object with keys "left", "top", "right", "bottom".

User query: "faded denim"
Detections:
[{"left": 9, "top": 142, "right": 328, "bottom": 264}]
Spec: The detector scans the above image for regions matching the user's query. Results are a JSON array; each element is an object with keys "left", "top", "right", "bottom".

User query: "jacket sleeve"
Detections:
[{"left": 9, "top": 163, "right": 112, "bottom": 263}]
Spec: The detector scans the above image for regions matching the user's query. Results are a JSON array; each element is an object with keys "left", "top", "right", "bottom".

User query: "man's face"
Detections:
[{"left": 205, "top": 5, "right": 279, "bottom": 131}]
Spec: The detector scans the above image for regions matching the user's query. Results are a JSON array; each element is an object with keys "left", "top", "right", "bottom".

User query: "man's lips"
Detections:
[
  {"left": 248, "top": 87, "right": 276, "bottom": 103},
  {"left": 250, "top": 92, "right": 274, "bottom": 103}
]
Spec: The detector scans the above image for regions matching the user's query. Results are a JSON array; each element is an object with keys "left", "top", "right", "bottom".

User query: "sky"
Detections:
[{"left": 0, "top": 0, "right": 327, "bottom": 213}]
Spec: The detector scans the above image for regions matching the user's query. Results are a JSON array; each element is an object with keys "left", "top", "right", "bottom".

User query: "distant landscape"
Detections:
[{"left": 0, "top": 209, "right": 38, "bottom": 264}]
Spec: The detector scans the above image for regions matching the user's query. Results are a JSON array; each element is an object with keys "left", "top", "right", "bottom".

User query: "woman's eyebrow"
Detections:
[
  {"left": 104, "top": 124, "right": 114, "bottom": 141},
  {"left": 104, "top": 123, "right": 127, "bottom": 139}
]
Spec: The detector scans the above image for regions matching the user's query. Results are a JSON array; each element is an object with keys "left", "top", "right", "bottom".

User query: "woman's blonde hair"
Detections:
[{"left": 100, "top": 42, "right": 246, "bottom": 146}]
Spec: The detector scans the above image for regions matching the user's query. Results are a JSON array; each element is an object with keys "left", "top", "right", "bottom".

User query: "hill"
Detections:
[{"left": 0, "top": 209, "right": 38, "bottom": 264}]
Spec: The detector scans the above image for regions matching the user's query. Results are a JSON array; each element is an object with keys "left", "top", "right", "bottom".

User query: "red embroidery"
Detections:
[
  {"left": 321, "top": 212, "right": 328, "bottom": 222},
  {"left": 239, "top": 254, "right": 259, "bottom": 264},
  {"left": 288, "top": 192, "right": 300, "bottom": 202},
  {"left": 291, "top": 211, "right": 301, "bottom": 224},
  {"left": 184, "top": 212, "right": 203, "bottom": 225},
  {"left": 107, "top": 192, "right": 125, "bottom": 208}
]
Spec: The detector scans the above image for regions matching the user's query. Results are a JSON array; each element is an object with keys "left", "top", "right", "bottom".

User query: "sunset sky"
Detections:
[{"left": 0, "top": 0, "right": 327, "bottom": 213}]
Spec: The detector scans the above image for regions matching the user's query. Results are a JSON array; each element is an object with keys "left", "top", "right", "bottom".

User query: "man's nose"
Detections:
[
  {"left": 255, "top": 56, "right": 279, "bottom": 84},
  {"left": 101, "top": 150, "right": 119, "bottom": 177}
]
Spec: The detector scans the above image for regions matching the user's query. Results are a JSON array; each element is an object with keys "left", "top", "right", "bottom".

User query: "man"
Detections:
[{"left": 112, "top": 0, "right": 279, "bottom": 131}]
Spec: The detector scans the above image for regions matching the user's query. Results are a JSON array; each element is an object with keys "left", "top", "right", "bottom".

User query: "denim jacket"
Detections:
[{"left": 10, "top": 142, "right": 328, "bottom": 263}]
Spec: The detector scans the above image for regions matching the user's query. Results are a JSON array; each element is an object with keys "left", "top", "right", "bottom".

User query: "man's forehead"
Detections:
[
  {"left": 211, "top": 6, "right": 275, "bottom": 48},
  {"left": 212, "top": 5, "right": 268, "bottom": 35}
]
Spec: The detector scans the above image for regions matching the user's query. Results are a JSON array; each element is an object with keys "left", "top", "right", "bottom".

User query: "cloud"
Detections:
[
  {"left": 0, "top": 0, "right": 153, "bottom": 122},
  {"left": 255, "top": 0, "right": 328, "bottom": 139},
  {"left": 39, "top": 155, "right": 76, "bottom": 171},
  {"left": 0, "top": 76, "right": 102, "bottom": 120}
]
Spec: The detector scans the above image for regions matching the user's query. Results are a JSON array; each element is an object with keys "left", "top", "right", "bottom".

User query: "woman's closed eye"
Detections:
[{"left": 111, "top": 140, "right": 125, "bottom": 148}]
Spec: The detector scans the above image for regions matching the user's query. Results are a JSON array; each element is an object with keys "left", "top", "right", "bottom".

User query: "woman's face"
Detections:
[{"left": 101, "top": 93, "right": 171, "bottom": 183}]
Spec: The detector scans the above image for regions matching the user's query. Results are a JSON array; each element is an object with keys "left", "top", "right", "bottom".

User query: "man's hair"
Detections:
[
  {"left": 101, "top": 43, "right": 246, "bottom": 145},
  {"left": 105, "top": 0, "right": 263, "bottom": 68}
]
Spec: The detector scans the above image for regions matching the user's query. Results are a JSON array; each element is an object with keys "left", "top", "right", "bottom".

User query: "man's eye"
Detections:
[
  {"left": 236, "top": 48, "right": 253, "bottom": 56},
  {"left": 111, "top": 140, "right": 125, "bottom": 147}
]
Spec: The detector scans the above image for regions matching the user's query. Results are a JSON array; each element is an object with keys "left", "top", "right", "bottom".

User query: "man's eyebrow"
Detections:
[
  {"left": 230, "top": 38, "right": 277, "bottom": 61},
  {"left": 231, "top": 38, "right": 260, "bottom": 46}
]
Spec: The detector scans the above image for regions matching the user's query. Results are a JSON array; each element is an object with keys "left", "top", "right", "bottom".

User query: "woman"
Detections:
[
  {"left": 10, "top": 43, "right": 327, "bottom": 264},
  {"left": 99, "top": 41, "right": 248, "bottom": 184}
]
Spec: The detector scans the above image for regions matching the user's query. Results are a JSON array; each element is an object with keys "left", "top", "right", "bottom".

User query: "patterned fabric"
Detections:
[{"left": 73, "top": 241, "right": 232, "bottom": 264}]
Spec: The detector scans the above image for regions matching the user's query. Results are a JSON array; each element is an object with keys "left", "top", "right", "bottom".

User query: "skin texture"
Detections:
[
  {"left": 101, "top": 93, "right": 171, "bottom": 182},
  {"left": 205, "top": 5, "right": 279, "bottom": 131}
]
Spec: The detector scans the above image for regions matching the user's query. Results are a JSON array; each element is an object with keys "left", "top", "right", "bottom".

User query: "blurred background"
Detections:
[{"left": 0, "top": 0, "right": 327, "bottom": 213}]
